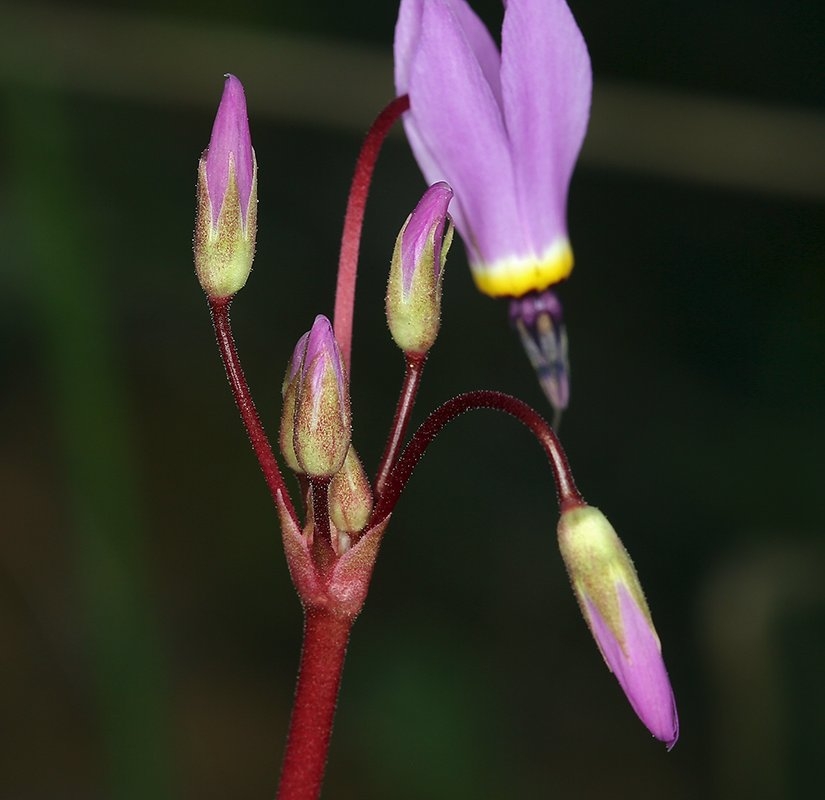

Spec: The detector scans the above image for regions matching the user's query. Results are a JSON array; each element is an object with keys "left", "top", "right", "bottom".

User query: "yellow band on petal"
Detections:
[{"left": 470, "top": 238, "right": 574, "bottom": 298}]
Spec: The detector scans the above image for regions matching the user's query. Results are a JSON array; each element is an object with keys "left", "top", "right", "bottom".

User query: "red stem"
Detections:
[
  {"left": 310, "top": 477, "right": 331, "bottom": 545},
  {"left": 333, "top": 94, "right": 410, "bottom": 374},
  {"left": 308, "top": 477, "right": 337, "bottom": 573},
  {"left": 374, "top": 352, "right": 427, "bottom": 498},
  {"left": 209, "top": 297, "right": 299, "bottom": 528},
  {"left": 370, "top": 390, "right": 584, "bottom": 526},
  {"left": 276, "top": 608, "right": 352, "bottom": 800}
]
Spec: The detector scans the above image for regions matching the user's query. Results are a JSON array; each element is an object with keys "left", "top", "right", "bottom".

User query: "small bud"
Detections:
[
  {"left": 279, "top": 331, "right": 309, "bottom": 473},
  {"left": 329, "top": 447, "right": 373, "bottom": 533},
  {"left": 194, "top": 74, "right": 258, "bottom": 298},
  {"left": 293, "top": 316, "right": 351, "bottom": 477},
  {"left": 386, "top": 182, "right": 454, "bottom": 354},
  {"left": 557, "top": 505, "right": 679, "bottom": 749}
]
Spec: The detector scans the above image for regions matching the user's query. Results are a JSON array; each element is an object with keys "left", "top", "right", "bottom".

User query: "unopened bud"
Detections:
[
  {"left": 194, "top": 74, "right": 258, "bottom": 298},
  {"left": 386, "top": 182, "right": 453, "bottom": 354},
  {"left": 557, "top": 505, "right": 679, "bottom": 749},
  {"left": 293, "top": 315, "right": 351, "bottom": 477},
  {"left": 279, "top": 331, "right": 308, "bottom": 473},
  {"left": 329, "top": 447, "right": 373, "bottom": 533}
]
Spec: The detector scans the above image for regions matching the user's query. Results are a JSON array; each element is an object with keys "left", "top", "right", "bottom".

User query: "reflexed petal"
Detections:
[
  {"left": 393, "top": 0, "right": 425, "bottom": 93},
  {"left": 395, "top": 0, "right": 501, "bottom": 105},
  {"left": 399, "top": 0, "right": 521, "bottom": 267},
  {"left": 586, "top": 585, "right": 679, "bottom": 749},
  {"left": 501, "top": 0, "right": 592, "bottom": 255},
  {"left": 443, "top": 0, "right": 502, "bottom": 105}
]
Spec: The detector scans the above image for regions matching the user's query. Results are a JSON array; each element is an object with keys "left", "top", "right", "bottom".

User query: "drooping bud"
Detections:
[
  {"left": 510, "top": 290, "right": 569, "bottom": 428},
  {"left": 557, "top": 505, "right": 679, "bottom": 749},
  {"left": 194, "top": 74, "right": 258, "bottom": 298},
  {"left": 279, "top": 331, "right": 309, "bottom": 473},
  {"left": 329, "top": 447, "right": 373, "bottom": 534},
  {"left": 293, "top": 315, "right": 351, "bottom": 477},
  {"left": 386, "top": 182, "right": 454, "bottom": 354}
]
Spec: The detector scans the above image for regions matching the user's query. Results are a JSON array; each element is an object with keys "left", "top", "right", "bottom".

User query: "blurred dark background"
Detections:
[{"left": 1, "top": 1, "right": 823, "bottom": 798}]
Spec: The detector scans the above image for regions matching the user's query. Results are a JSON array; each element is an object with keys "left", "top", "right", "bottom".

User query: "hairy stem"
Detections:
[
  {"left": 310, "top": 478, "right": 331, "bottom": 543},
  {"left": 333, "top": 94, "right": 410, "bottom": 374},
  {"left": 371, "top": 390, "right": 584, "bottom": 526},
  {"left": 276, "top": 608, "right": 352, "bottom": 800},
  {"left": 209, "top": 296, "right": 299, "bottom": 528},
  {"left": 374, "top": 352, "right": 427, "bottom": 498}
]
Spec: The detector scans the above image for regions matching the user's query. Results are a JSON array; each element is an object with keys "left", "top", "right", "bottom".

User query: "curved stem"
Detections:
[
  {"left": 209, "top": 296, "right": 299, "bottom": 528},
  {"left": 370, "top": 390, "right": 584, "bottom": 527},
  {"left": 374, "top": 352, "right": 427, "bottom": 499},
  {"left": 276, "top": 608, "right": 352, "bottom": 800},
  {"left": 333, "top": 94, "right": 410, "bottom": 374}
]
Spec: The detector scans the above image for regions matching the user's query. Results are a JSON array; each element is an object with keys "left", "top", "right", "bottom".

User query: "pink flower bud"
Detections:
[
  {"left": 279, "top": 332, "right": 309, "bottom": 473},
  {"left": 386, "top": 182, "right": 454, "bottom": 354},
  {"left": 557, "top": 505, "right": 679, "bottom": 749},
  {"left": 205, "top": 75, "right": 255, "bottom": 230},
  {"left": 194, "top": 74, "right": 258, "bottom": 298},
  {"left": 292, "top": 316, "right": 351, "bottom": 477}
]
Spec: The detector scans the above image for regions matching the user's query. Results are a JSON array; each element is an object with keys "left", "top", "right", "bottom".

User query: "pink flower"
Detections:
[
  {"left": 395, "top": 0, "right": 591, "bottom": 299},
  {"left": 395, "top": 0, "right": 591, "bottom": 418}
]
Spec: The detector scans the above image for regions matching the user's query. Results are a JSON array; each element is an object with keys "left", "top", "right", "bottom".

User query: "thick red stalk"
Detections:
[
  {"left": 276, "top": 608, "right": 352, "bottom": 800},
  {"left": 374, "top": 352, "right": 427, "bottom": 498},
  {"left": 333, "top": 94, "right": 410, "bottom": 373},
  {"left": 209, "top": 297, "right": 299, "bottom": 527},
  {"left": 371, "top": 390, "right": 584, "bottom": 526}
]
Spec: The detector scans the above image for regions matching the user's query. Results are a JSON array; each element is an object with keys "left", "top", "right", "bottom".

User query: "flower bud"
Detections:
[
  {"left": 386, "top": 182, "right": 453, "bottom": 354},
  {"left": 557, "top": 505, "right": 679, "bottom": 749},
  {"left": 279, "top": 332, "right": 308, "bottom": 473},
  {"left": 194, "top": 74, "right": 258, "bottom": 298},
  {"left": 293, "top": 315, "right": 351, "bottom": 477},
  {"left": 329, "top": 447, "right": 373, "bottom": 533}
]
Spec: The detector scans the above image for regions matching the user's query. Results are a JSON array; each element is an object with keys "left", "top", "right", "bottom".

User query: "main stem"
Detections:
[
  {"left": 333, "top": 94, "right": 410, "bottom": 374},
  {"left": 276, "top": 608, "right": 352, "bottom": 800}
]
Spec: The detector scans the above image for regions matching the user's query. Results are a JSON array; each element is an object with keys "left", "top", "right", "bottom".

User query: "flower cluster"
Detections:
[{"left": 193, "top": 3, "right": 678, "bottom": 796}]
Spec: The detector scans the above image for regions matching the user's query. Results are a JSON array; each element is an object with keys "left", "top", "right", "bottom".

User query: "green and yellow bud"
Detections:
[
  {"left": 194, "top": 75, "right": 258, "bottom": 299},
  {"left": 293, "top": 315, "right": 351, "bottom": 477},
  {"left": 386, "top": 182, "right": 453, "bottom": 355},
  {"left": 329, "top": 447, "right": 373, "bottom": 533},
  {"left": 557, "top": 504, "right": 679, "bottom": 748},
  {"left": 279, "top": 331, "right": 308, "bottom": 473},
  {"left": 557, "top": 505, "right": 652, "bottom": 638}
]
